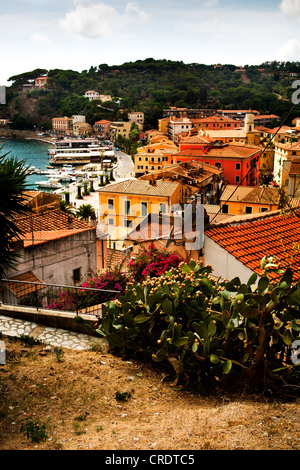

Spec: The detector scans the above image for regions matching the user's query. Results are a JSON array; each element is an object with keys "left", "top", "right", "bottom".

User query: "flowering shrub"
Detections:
[
  {"left": 46, "top": 268, "right": 129, "bottom": 312},
  {"left": 128, "top": 244, "right": 184, "bottom": 281}
]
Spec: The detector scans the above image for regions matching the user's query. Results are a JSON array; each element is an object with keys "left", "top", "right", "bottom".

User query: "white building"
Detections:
[
  {"left": 167, "top": 118, "right": 193, "bottom": 143},
  {"left": 84, "top": 90, "right": 99, "bottom": 101},
  {"left": 128, "top": 112, "right": 144, "bottom": 125}
]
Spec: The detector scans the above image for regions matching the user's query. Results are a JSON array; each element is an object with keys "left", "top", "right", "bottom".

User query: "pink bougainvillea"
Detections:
[
  {"left": 46, "top": 268, "right": 129, "bottom": 312},
  {"left": 128, "top": 244, "right": 184, "bottom": 280}
]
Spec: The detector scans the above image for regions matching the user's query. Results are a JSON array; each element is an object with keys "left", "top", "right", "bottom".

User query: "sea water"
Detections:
[{"left": 0, "top": 137, "right": 54, "bottom": 189}]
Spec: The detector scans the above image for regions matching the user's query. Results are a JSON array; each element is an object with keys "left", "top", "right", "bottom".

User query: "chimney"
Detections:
[{"left": 68, "top": 216, "right": 73, "bottom": 229}]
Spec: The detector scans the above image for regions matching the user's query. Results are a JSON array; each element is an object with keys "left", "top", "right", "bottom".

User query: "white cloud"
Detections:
[
  {"left": 59, "top": 1, "right": 149, "bottom": 39},
  {"left": 59, "top": 3, "right": 117, "bottom": 38},
  {"left": 125, "top": 2, "right": 149, "bottom": 22},
  {"left": 280, "top": 0, "right": 300, "bottom": 21},
  {"left": 276, "top": 38, "right": 300, "bottom": 60}
]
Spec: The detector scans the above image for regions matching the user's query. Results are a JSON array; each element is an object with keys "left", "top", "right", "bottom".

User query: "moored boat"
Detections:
[{"left": 35, "top": 178, "right": 62, "bottom": 189}]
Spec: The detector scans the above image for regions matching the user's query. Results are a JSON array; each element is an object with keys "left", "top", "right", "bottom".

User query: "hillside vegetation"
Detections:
[{"left": 2, "top": 59, "right": 300, "bottom": 131}]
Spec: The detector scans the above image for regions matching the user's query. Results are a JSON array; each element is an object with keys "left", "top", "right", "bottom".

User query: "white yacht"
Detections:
[
  {"left": 36, "top": 178, "right": 62, "bottom": 189},
  {"left": 49, "top": 138, "right": 112, "bottom": 166}
]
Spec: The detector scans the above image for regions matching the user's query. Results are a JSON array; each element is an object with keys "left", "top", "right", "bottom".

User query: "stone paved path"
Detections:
[{"left": 0, "top": 315, "right": 105, "bottom": 351}]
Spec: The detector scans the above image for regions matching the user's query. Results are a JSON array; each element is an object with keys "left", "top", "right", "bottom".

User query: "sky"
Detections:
[{"left": 1, "top": 0, "right": 300, "bottom": 86}]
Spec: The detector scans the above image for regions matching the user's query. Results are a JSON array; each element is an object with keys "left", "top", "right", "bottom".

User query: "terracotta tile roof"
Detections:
[
  {"left": 4, "top": 272, "right": 45, "bottom": 298},
  {"left": 106, "top": 248, "right": 129, "bottom": 271},
  {"left": 175, "top": 143, "right": 261, "bottom": 160},
  {"left": 205, "top": 209, "right": 300, "bottom": 281},
  {"left": 13, "top": 209, "right": 94, "bottom": 246},
  {"left": 205, "top": 143, "right": 261, "bottom": 159},
  {"left": 253, "top": 115, "right": 279, "bottom": 120},
  {"left": 179, "top": 135, "right": 212, "bottom": 144},
  {"left": 220, "top": 185, "right": 282, "bottom": 205},
  {"left": 275, "top": 141, "right": 300, "bottom": 151},
  {"left": 98, "top": 179, "right": 180, "bottom": 197}
]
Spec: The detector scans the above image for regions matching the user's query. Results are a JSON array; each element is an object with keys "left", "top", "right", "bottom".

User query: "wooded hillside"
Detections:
[{"left": 2, "top": 59, "right": 300, "bottom": 131}]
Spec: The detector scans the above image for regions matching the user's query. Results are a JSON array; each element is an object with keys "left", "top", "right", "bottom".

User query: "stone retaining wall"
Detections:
[{"left": 0, "top": 304, "right": 98, "bottom": 336}]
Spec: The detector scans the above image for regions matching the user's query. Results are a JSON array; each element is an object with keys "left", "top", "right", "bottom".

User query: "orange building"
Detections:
[
  {"left": 94, "top": 119, "right": 111, "bottom": 140},
  {"left": 35, "top": 76, "right": 48, "bottom": 88}
]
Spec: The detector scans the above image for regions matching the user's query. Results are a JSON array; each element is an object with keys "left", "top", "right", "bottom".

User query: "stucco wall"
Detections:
[
  {"left": 9, "top": 230, "right": 97, "bottom": 285},
  {"left": 203, "top": 235, "right": 255, "bottom": 283}
]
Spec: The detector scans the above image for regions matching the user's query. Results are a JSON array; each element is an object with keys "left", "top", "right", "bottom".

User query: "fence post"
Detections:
[{"left": 35, "top": 284, "right": 39, "bottom": 311}]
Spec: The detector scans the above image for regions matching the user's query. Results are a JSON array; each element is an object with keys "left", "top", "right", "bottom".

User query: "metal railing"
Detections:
[{"left": 0, "top": 279, "right": 121, "bottom": 316}]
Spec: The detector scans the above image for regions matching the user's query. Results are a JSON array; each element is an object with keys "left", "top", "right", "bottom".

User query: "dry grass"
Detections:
[{"left": 0, "top": 335, "right": 299, "bottom": 451}]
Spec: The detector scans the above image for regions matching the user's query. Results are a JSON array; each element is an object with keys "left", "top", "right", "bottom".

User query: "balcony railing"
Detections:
[{"left": 0, "top": 279, "right": 121, "bottom": 316}]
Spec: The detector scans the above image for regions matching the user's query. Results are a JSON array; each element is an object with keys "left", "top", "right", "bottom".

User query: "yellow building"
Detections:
[
  {"left": 110, "top": 121, "right": 143, "bottom": 142},
  {"left": 219, "top": 185, "right": 284, "bottom": 216},
  {"left": 134, "top": 141, "right": 179, "bottom": 176},
  {"left": 158, "top": 118, "right": 170, "bottom": 134},
  {"left": 98, "top": 178, "right": 183, "bottom": 237}
]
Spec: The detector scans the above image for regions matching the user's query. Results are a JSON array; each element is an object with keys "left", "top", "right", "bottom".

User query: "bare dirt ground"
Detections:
[{"left": 0, "top": 336, "right": 299, "bottom": 452}]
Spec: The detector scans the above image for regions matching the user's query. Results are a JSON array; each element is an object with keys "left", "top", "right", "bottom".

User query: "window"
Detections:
[
  {"left": 259, "top": 207, "right": 268, "bottom": 213},
  {"left": 73, "top": 268, "right": 81, "bottom": 284},
  {"left": 124, "top": 200, "right": 131, "bottom": 215},
  {"left": 215, "top": 162, "right": 221, "bottom": 168},
  {"left": 124, "top": 219, "right": 132, "bottom": 228},
  {"left": 245, "top": 206, "right": 252, "bottom": 214},
  {"left": 159, "top": 203, "right": 167, "bottom": 213},
  {"left": 108, "top": 199, "right": 114, "bottom": 210},
  {"left": 235, "top": 176, "right": 240, "bottom": 183},
  {"left": 222, "top": 204, "right": 228, "bottom": 214},
  {"left": 235, "top": 163, "right": 241, "bottom": 170},
  {"left": 108, "top": 218, "right": 115, "bottom": 225},
  {"left": 141, "top": 202, "right": 148, "bottom": 217}
]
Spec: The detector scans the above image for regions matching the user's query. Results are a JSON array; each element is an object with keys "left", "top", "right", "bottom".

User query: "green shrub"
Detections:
[
  {"left": 20, "top": 418, "right": 48, "bottom": 443},
  {"left": 94, "top": 258, "right": 300, "bottom": 395}
]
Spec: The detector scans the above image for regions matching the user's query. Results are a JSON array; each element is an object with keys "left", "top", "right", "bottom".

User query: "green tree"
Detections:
[
  {"left": 76, "top": 203, "right": 96, "bottom": 222},
  {"left": 60, "top": 198, "right": 75, "bottom": 215},
  {"left": 0, "top": 148, "right": 30, "bottom": 277},
  {"left": 129, "top": 122, "right": 140, "bottom": 142}
]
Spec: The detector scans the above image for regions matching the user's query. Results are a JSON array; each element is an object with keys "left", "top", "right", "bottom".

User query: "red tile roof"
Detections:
[
  {"left": 3, "top": 272, "right": 45, "bottom": 298},
  {"left": 205, "top": 209, "right": 300, "bottom": 281},
  {"left": 13, "top": 209, "right": 94, "bottom": 247}
]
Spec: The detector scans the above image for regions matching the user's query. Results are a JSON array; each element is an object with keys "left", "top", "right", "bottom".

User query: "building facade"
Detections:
[{"left": 52, "top": 117, "right": 73, "bottom": 136}]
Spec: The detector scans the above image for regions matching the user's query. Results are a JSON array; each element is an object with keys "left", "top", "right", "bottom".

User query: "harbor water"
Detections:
[{"left": 0, "top": 137, "right": 54, "bottom": 189}]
